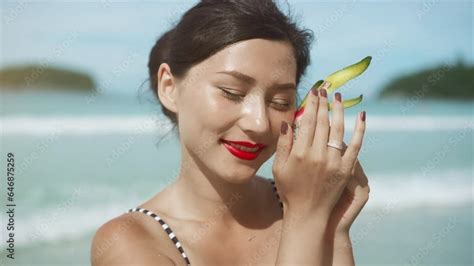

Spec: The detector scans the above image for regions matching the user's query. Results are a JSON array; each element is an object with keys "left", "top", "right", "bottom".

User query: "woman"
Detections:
[{"left": 91, "top": 0, "right": 369, "bottom": 265}]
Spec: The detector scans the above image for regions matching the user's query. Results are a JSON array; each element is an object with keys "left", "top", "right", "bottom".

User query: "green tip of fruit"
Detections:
[{"left": 296, "top": 79, "right": 323, "bottom": 110}]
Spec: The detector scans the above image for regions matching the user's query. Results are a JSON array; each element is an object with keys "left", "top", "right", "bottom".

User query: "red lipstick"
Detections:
[{"left": 220, "top": 139, "right": 266, "bottom": 160}]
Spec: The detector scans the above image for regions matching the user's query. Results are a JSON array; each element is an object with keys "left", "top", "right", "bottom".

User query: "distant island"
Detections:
[
  {"left": 0, "top": 64, "right": 96, "bottom": 92},
  {"left": 378, "top": 61, "right": 473, "bottom": 100}
]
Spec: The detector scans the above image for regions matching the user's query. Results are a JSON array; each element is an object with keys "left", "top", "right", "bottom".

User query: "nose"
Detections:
[{"left": 238, "top": 94, "right": 270, "bottom": 135}]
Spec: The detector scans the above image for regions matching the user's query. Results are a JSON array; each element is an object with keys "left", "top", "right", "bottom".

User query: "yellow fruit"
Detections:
[
  {"left": 296, "top": 56, "right": 371, "bottom": 113},
  {"left": 325, "top": 56, "right": 371, "bottom": 94}
]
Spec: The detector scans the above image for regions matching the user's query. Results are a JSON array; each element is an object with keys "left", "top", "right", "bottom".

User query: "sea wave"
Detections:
[
  {"left": 0, "top": 168, "right": 471, "bottom": 247},
  {"left": 1, "top": 115, "right": 174, "bottom": 136},
  {"left": 1, "top": 115, "right": 473, "bottom": 136},
  {"left": 365, "top": 168, "right": 473, "bottom": 210}
]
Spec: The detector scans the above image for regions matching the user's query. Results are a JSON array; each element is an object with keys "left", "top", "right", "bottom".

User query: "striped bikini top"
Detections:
[{"left": 127, "top": 179, "right": 283, "bottom": 266}]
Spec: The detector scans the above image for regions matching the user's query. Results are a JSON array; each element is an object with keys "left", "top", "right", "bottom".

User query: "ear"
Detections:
[{"left": 157, "top": 63, "right": 179, "bottom": 114}]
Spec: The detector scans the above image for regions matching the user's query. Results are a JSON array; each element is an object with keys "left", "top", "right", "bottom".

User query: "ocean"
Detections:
[{"left": 0, "top": 90, "right": 472, "bottom": 265}]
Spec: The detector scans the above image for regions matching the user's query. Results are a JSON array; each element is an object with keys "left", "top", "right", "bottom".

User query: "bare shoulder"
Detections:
[{"left": 90, "top": 212, "right": 177, "bottom": 266}]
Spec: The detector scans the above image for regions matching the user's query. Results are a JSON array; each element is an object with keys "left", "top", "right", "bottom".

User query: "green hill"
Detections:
[
  {"left": 378, "top": 62, "right": 473, "bottom": 100},
  {"left": 0, "top": 65, "right": 96, "bottom": 92}
]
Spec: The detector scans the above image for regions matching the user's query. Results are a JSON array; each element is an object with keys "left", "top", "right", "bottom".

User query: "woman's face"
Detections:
[{"left": 175, "top": 38, "right": 298, "bottom": 183}]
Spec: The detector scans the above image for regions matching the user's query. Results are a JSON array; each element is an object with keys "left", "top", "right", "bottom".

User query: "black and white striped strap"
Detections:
[{"left": 127, "top": 207, "right": 191, "bottom": 265}]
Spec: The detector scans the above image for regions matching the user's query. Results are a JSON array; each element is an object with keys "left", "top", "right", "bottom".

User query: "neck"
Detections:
[{"left": 169, "top": 154, "right": 261, "bottom": 228}]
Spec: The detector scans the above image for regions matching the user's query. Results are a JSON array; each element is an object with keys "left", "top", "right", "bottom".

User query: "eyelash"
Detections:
[
  {"left": 220, "top": 89, "right": 244, "bottom": 102},
  {"left": 218, "top": 88, "right": 290, "bottom": 110}
]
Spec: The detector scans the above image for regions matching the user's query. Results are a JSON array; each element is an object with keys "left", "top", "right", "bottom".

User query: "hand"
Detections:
[
  {"left": 323, "top": 144, "right": 370, "bottom": 266},
  {"left": 326, "top": 141, "right": 370, "bottom": 236},
  {"left": 272, "top": 81, "right": 367, "bottom": 221}
]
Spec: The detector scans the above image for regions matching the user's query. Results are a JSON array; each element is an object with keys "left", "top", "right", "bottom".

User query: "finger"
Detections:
[
  {"left": 273, "top": 120, "right": 294, "bottom": 177},
  {"left": 346, "top": 159, "right": 370, "bottom": 196},
  {"left": 292, "top": 82, "right": 321, "bottom": 153},
  {"left": 312, "top": 82, "right": 332, "bottom": 157},
  {"left": 327, "top": 92, "right": 344, "bottom": 160},
  {"left": 341, "top": 140, "right": 348, "bottom": 155},
  {"left": 342, "top": 111, "right": 366, "bottom": 173},
  {"left": 341, "top": 140, "right": 359, "bottom": 176}
]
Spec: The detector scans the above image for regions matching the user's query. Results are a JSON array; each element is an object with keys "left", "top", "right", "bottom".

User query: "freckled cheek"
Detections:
[
  {"left": 183, "top": 89, "right": 237, "bottom": 126},
  {"left": 208, "top": 95, "right": 231, "bottom": 110},
  {"left": 268, "top": 116, "right": 281, "bottom": 134}
]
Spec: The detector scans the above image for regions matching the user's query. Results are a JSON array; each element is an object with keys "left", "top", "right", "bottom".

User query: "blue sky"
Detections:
[{"left": 1, "top": 0, "right": 472, "bottom": 100}]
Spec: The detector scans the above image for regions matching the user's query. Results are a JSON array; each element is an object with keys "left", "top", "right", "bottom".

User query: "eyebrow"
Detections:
[{"left": 216, "top": 70, "right": 296, "bottom": 91}]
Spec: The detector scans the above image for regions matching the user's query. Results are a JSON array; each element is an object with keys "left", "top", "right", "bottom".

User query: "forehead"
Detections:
[{"left": 189, "top": 38, "right": 297, "bottom": 84}]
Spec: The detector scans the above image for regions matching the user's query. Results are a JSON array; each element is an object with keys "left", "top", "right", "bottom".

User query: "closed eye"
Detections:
[
  {"left": 219, "top": 87, "right": 244, "bottom": 102},
  {"left": 271, "top": 101, "right": 290, "bottom": 108},
  {"left": 218, "top": 87, "right": 291, "bottom": 111}
]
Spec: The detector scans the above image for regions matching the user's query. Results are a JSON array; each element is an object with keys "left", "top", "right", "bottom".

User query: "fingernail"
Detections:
[
  {"left": 319, "top": 88, "right": 327, "bottom": 98},
  {"left": 280, "top": 121, "right": 288, "bottom": 135},
  {"left": 321, "top": 80, "right": 331, "bottom": 90},
  {"left": 360, "top": 111, "right": 366, "bottom": 122},
  {"left": 335, "top": 92, "right": 341, "bottom": 102},
  {"left": 311, "top": 86, "right": 319, "bottom": 97}
]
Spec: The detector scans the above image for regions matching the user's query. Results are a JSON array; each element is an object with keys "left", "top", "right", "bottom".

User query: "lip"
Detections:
[
  {"left": 222, "top": 139, "right": 266, "bottom": 148},
  {"left": 220, "top": 139, "right": 266, "bottom": 161}
]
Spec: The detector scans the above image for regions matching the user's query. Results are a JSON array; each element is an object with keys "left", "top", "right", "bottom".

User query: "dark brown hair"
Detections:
[{"left": 148, "top": 0, "right": 313, "bottom": 130}]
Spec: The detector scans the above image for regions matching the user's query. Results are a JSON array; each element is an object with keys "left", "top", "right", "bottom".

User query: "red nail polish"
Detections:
[
  {"left": 360, "top": 111, "right": 366, "bottom": 122},
  {"left": 335, "top": 92, "right": 341, "bottom": 102}
]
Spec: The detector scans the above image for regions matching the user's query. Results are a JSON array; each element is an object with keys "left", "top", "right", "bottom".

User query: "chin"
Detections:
[{"left": 218, "top": 166, "right": 258, "bottom": 184}]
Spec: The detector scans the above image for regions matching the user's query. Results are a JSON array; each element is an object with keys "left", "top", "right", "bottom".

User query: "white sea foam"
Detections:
[
  {"left": 1, "top": 115, "right": 174, "bottom": 136},
  {"left": 4, "top": 198, "right": 138, "bottom": 247},
  {"left": 360, "top": 115, "right": 473, "bottom": 132},
  {"left": 1, "top": 115, "right": 473, "bottom": 136},
  {"left": 364, "top": 168, "right": 473, "bottom": 210}
]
